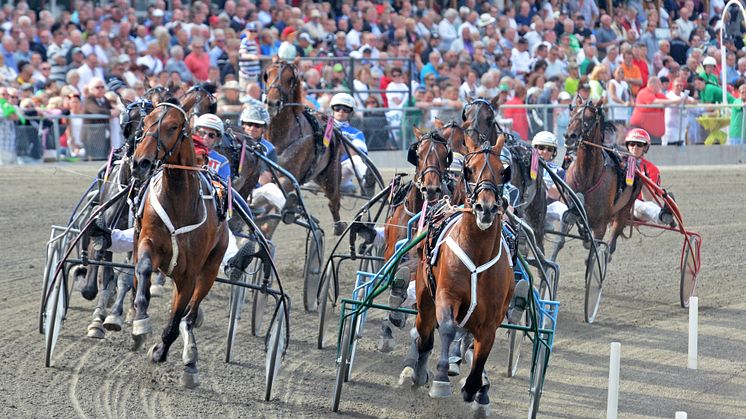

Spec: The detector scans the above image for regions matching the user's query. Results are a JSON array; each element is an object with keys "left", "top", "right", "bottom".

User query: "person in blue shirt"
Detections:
[{"left": 330, "top": 92, "right": 374, "bottom": 196}]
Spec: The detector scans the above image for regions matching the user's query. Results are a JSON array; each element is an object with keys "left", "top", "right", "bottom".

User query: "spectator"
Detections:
[
  {"left": 729, "top": 82, "right": 746, "bottom": 145},
  {"left": 503, "top": 83, "right": 530, "bottom": 140},
  {"left": 595, "top": 14, "right": 618, "bottom": 56},
  {"left": 663, "top": 77, "right": 698, "bottom": 146},
  {"left": 137, "top": 41, "right": 164, "bottom": 76},
  {"left": 695, "top": 75, "right": 734, "bottom": 104},
  {"left": 511, "top": 37, "right": 531, "bottom": 79},
  {"left": 216, "top": 80, "right": 242, "bottom": 117},
  {"left": 438, "top": 9, "right": 459, "bottom": 51},
  {"left": 630, "top": 76, "right": 684, "bottom": 143},
  {"left": 184, "top": 38, "right": 210, "bottom": 82},
  {"left": 77, "top": 52, "right": 105, "bottom": 95},
  {"left": 165, "top": 45, "right": 192, "bottom": 84},
  {"left": 352, "top": 66, "right": 373, "bottom": 109},
  {"left": 564, "top": 61, "right": 580, "bottom": 95},
  {"left": 588, "top": 65, "right": 609, "bottom": 101},
  {"left": 620, "top": 49, "right": 643, "bottom": 96},
  {"left": 0, "top": 54, "right": 17, "bottom": 83},
  {"left": 608, "top": 66, "right": 632, "bottom": 143}
]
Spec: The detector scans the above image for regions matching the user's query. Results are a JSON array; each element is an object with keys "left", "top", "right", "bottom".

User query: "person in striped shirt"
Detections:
[{"left": 238, "top": 23, "right": 261, "bottom": 88}]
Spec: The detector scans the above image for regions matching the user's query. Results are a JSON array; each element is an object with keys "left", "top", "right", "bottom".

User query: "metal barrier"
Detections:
[
  {"left": 81, "top": 123, "right": 111, "bottom": 160},
  {"left": 15, "top": 125, "right": 43, "bottom": 159}
]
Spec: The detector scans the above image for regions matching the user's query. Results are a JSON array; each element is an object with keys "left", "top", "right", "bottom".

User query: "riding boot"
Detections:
[
  {"left": 362, "top": 170, "right": 377, "bottom": 198},
  {"left": 562, "top": 192, "right": 585, "bottom": 225},
  {"left": 507, "top": 279, "right": 530, "bottom": 324},
  {"left": 281, "top": 192, "right": 300, "bottom": 224},
  {"left": 388, "top": 266, "right": 410, "bottom": 329},
  {"left": 89, "top": 215, "right": 112, "bottom": 251},
  {"left": 659, "top": 192, "right": 677, "bottom": 228}
]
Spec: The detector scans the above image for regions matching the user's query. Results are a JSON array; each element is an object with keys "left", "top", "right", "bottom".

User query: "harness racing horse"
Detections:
[
  {"left": 263, "top": 61, "right": 345, "bottom": 235},
  {"left": 131, "top": 100, "right": 229, "bottom": 388},
  {"left": 560, "top": 97, "right": 641, "bottom": 259},
  {"left": 400, "top": 134, "right": 514, "bottom": 415}
]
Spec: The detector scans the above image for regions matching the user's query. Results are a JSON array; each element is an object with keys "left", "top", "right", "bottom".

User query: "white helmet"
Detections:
[
  {"left": 531, "top": 131, "right": 558, "bottom": 148},
  {"left": 277, "top": 42, "right": 296, "bottom": 62},
  {"left": 240, "top": 105, "right": 268, "bottom": 125},
  {"left": 195, "top": 113, "right": 224, "bottom": 136},
  {"left": 330, "top": 92, "right": 356, "bottom": 110},
  {"left": 702, "top": 56, "right": 717, "bottom": 66}
]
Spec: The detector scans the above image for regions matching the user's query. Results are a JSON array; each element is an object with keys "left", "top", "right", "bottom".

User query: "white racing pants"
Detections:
[
  {"left": 251, "top": 182, "right": 286, "bottom": 211},
  {"left": 634, "top": 199, "right": 664, "bottom": 224},
  {"left": 544, "top": 201, "right": 569, "bottom": 230},
  {"left": 110, "top": 227, "right": 239, "bottom": 266},
  {"left": 341, "top": 155, "right": 368, "bottom": 187}
]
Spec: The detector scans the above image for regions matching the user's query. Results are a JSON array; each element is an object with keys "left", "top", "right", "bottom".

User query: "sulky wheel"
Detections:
[
  {"left": 303, "top": 228, "right": 325, "bottom": 312},
  {"left": 680, "top": 236, "right": 701, "bottom": 308},
  {"left": 44, "top": 260, "right": 69, "bottom": 368},
  {"left": 264, "top": 300, "right": 287, "bottom": 401},
  {"left": 251, "top": 258, "right": 272, "bottom": 336},
  {"left": 317, "top": 260, "right": 336, "bottom": 349},
  {"left": 584, "top": 241, "right": 608, "bottom": 324},
  {"left": 225, "top": 265, "right": 249, "bottom": 363},
  {"left": 527, "top": 343, "right": 548, "bottom": 419},
  {"left": 332, "top": 314, "right": 357, "bottom": 412}
]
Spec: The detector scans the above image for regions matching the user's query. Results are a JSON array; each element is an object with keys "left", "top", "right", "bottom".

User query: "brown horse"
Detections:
[
  {"left": 563, "top": 98, "right": 640, "bottom": 258},
  {"left": 400, "top": 134, "right": 514, "bottom": 415},
  {"left": 263, "top": 61, "right": 344, "bottom": 235},
  {"left": 130, "top": 100, "right": 229, "bottom": 388}
]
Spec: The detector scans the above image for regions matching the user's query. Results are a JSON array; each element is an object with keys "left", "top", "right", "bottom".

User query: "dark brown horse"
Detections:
[
  {"left": 400, "top": 134, "right": 514, "bottom": 416},
  {"left": 563, "top": 97, "right": 640, "bottom": 258},
  {"left": 130, "top": 100, "right": 229, "bottom": 388},
  {"left": 263, "top": 61, "right": 344, "bottom": 235}
]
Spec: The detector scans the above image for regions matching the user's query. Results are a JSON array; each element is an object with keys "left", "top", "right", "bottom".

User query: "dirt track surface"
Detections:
[{"left": 1, "top": 163, "right": 745, "bottom": 419}]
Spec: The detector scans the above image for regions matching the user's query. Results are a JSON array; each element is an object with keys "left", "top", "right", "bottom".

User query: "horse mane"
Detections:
[{"left": 197, "top": 82, "right": 218, "bottom": 95}]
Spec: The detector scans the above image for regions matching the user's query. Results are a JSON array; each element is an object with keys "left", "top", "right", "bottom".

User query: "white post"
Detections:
[
  {"left": 607, "top": 342, "right": 621, "bottom": 419},
  {"left": 720, "top": 1, "right": 746, "bottom": 109},
  {"left": 688, "top": 297, "right": 699, "bottom": 369},
  {"left": 676, "top": 412, "right": 688, "bottom": 419}
]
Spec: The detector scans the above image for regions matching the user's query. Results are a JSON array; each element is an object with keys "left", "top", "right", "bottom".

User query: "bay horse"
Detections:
[
  {"left": 263, "top": 61, "right": 344, "bottom": 235},
  {"left": 377, "top": 126, "right": 454, "bottom": 351},
  {"left": 561, "top": 97, "right": 641, "bottom": 259},
  {"left": 131, "top": 99, "right": 229, "bottom": 387},
  {"left": 400, "top": 134, "right": 514, "bottom": 415}
]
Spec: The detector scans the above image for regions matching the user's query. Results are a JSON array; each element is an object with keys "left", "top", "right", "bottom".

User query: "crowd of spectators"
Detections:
[{"left": 0, "top": 0, "right": 745, "bottom": 163}]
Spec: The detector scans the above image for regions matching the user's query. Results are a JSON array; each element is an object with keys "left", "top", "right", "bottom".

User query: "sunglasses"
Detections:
[
  {"left": 40, "top": 67, "right": 51, "bottom": 71},
  {"left": 333, "top": 106, "right": 352, "bottom": 113},
  {"left": 199, "top": 130, "right": 219, "bottom": 139},
  {"left": 535, "top": 145, "right": 556, "bottom": 152},
  {"left": 627, "top": 142, "right": 646, "bottom": 148},
  {"left": 93, "top": 85, "right": 105, "bottom": 89},
  {"left": 243, "top": 122, "right": 265, "bottom": 128}
]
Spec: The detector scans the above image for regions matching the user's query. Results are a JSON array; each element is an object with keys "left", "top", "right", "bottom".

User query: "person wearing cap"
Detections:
[
  {"left": 329, "top": 92, "right": 372, "bottom": 195},
  {"left": 217, "top": 81, "right": 243, "bottom": 117},
  {"left": 239, "top": 23, "right": 261, "bottom": 87},
  {"left": 698, "top": 56, "right": 719, "bottom": 86},
  {"left": 623, "top": 128, "right": 675, "bottom": 226},
  {"left": 239, "top": 105, "right": 286, "bottom": 221},
  {"left": 531, "top": 131, "right": 580, "bottom": 232},
  {"left": 297, "top": 32, "right": 314, "bottom": 57},
  {"left": 277, "top": 26, "right": 298, "bottom": 62},
  {"left": 694, "top": 74, "right": 734, "bottom": 107}
]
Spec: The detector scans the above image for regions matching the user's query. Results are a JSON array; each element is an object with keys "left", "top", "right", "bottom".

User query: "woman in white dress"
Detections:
[{"left": 607, "top": 66, "right": 632, "bottom": 144}]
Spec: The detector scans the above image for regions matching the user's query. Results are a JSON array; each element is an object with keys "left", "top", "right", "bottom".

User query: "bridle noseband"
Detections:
[
  {"left": 412, "top": 131, "right": 452, "bottom": 195},
  {"left": 138, "top": 102, "right": 190, "bottom": 169},
  {"left": 462, "top": 142, "right": 505, "bottom": 211}
]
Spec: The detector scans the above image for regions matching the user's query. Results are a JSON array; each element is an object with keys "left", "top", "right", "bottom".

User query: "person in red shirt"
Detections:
[
  {"left": 502, "top": 84, "right": 530, "bottom": 141},
  {"left": 630, "top": 76, "right": 684, "bottom": 143},
  {"left": 625, "top": 128, "right": 675, "bottom": 226},
  {"left": 184, "top": 38, "right": 210, "bottom": 82},
  {"left": 632, "top": 43, "right": 650, "bottom": 88}
]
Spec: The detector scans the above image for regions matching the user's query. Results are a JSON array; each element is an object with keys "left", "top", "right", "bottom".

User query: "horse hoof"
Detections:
[
  {"left": 149, "top": 284, "right": 165, "bottom": 298},
  {"left": 448, "top": 362, "right": 460, "bottom": 376},
  {"left": 333, "top": 221, "right": 347, "bottom": 236},
  {"left": 398, "top": 366, "right": 415, "bottom": 387},
  {"left": 182, "top": 367, "right": 200, "bottom": 388},
  {"left": 131, "top": 332, "right": 149, "bottom": 351},
  {"left": 132, "top": 318, "right": 152, "bottom": 336},
  {"left": 103, "top": 314, "right": 123, "bottom": 332},
  {"left": 414, "top": 370, "right": 431, "bottom": 387},
  {"left": 147, "top": 344, "right": 159, "bottom": 363},
  {"left": 378, "top": 337, "right": 395, "bottom": 353},
  {"left": 429, "top": 380, "right": 452, "bottom": 398},
  {"left": 87, "top": 320, "right": 105, "bottom": 339},
  {"left": 472, "top": 401, "right": 491, "bottom": 418}
]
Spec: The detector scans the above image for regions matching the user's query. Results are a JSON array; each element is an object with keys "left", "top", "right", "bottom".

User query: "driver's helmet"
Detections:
[
  {"left": 531, "top": 131, "right": 558, "bottom": 148},
  {"left": 194, "top": 113, "right": 224, "bottom": 136},
  {"left": 624, "top": 128, "right": 651, "bottom": 145}
]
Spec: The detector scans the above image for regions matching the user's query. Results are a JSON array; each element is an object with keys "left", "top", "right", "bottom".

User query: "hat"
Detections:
[
  {"left": 332, "top": 63, "right": 344, "bottom": 72},
  {"left": 517, "top": 37, "right": 528, "bottom": 44},
  {"left": 361, "top": 45, "right": 372, "bottom": 54},
  {"left": 415, "top": 85, "right": 427, "bottom": 93},
  {"left": 281, "top": 26, "right": 297, "bottom": 39},
  {"left": 558, "top": 91, "right": 572, "bottom": 101},
  {"left": 222, "top": 80, "right": 240, "bottom": 91},
  {"left": 498, "top": 83, "right": 510, "bottom": 92},
  {"left": 116, "top": 54, "right": 130, "bottom": 64},
  {"left": 152, "top": 9, "right": 164, "bottom": 17},
  {"left": 310, "top": 9, "right": 321, "bottom": 18},
  {"left": 299, "top": 32, "right": 313, "bottom": 43},
  {"left": 430, "top": 32, "right": 440, "bottom": 40},
  {"left": 579, "top": 82, "right": 590, "bottom": 90},
  {"left": 459, "top": 6, "right": 470, "bottom": 15},
  {"left": 478, "top": 13, "right": 496, "bottom": 28},
  {"left": 246, "top": 22, "right": 258, "bottom": 31},
  {"left": 71, "top": 47, "right": 83, "bottom": 55},
  {"left": 703, "top": 56, "right": 717, "bottom": 66}
]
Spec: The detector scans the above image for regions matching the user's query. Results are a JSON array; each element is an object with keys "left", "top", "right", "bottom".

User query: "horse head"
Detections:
[
  {"left": 409, "top": 126, "right": 452, "bottom": 202},
  {"left": 180, "top": 83, "right": 218, "bottom": 125},
  {"left": 143, "top": 85, "right": 174, "bottom": 106},
  {"left": 462, "top": 97, "right": 499, "bottom": 146},
  {"left": 121, "top": 99, "right": 155, "bottom": 156},
  {"left": 462, "top": 131, "right": 509, "bottom": 231},
  {"left": 263, "top": 61, "right": 302, "bottom": 118},
  {"left": 565, "top": 96, "right": 611, "bottom": 149},
  {"left": 132, "top": 99, "right": 191, "bottom": 180}
]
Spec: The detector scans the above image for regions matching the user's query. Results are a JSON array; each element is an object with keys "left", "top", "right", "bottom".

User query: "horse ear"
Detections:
[
  {"left": 433, "top": 118, "right": 444, "bottom": 129},
  {"left": 120, "top": 97, "right": 133, "bottom": 109},
  {"left": 493, "top": 133, "right": 506, "bottom": 156},
  {"left": 595, "top": 95, "right": 606, "bottom": 108},
  {"left": 166, "top": 79, "right": 177, "bottom": 94},
  {"left": 412, "top": 126, "right": 423, "bottom": 139},
  {"left": 489, "top": 94, "right": 500, "bottom": 110},
  {"left": 574, "top": 94, "right": 584, "bottom": 108}
]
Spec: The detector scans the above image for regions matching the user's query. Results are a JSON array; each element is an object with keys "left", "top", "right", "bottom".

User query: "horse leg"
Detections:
[
  {"left": 447, "top": 329, "right": 468, "bottom": 376},
  {"left": 400, "top": 272, "right": 435, "bottom": 387},
  {"left": 607, "top": 199, "right": 635, "bottom": 261},
  {"left": 461, "top": 329, "right": 495, "bottom": 404},
  {"left": 104, "top": 268, "right": 134, "bottom": 331},
  {"left": 131, "top": 242, "right": 161, "bottom": 350},
  {"left": 80, "top": 256, "right": 100, "bottom": 301},
  {"left": 147, "top": 280, "right": 190, "bottom": 365},
  {"left": 87, "top": 256, "right": 114, "bottom": 339},
  {"left": 316, "top": 159, "right": 345, "bottom": 236},
  {"left": 429, "top": 305, "right": 457, "bottom": 398}
]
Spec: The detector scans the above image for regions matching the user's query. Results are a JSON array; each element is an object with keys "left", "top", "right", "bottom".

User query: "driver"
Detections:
[
  {"left": 624, "top": 128, "right": 675, "bottom": 226},
  {"left": 329, "top": 92, "right": 375, "bottom": 196}
]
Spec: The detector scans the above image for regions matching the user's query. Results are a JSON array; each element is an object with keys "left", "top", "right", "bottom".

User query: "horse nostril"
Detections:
[
  {"left": 475, "top": 203, "right": 483, "bottom": 212},
  {"left": 138, "top": 159, "right": 151, "bottom": 172},
  {"left": 490, "top": 205, "right": 499, "bottom": 214}
]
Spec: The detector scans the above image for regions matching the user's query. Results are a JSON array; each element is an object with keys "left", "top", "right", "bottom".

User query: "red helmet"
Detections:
[{"left": 625, "top": 128, "right": 651, "bottom": 145}]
